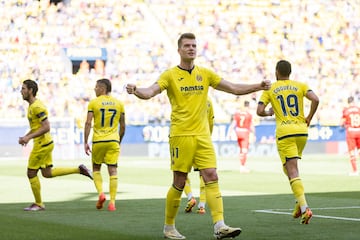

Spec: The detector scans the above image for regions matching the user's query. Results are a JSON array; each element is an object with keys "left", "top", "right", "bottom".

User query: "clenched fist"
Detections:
[{"left": 126, "top": 84, "right": 137, "bottom": 94}]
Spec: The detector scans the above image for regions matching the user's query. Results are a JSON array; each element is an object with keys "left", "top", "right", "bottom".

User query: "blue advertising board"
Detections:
[{"left": 0, "top": 123, "right": 346, "bottom": 145}]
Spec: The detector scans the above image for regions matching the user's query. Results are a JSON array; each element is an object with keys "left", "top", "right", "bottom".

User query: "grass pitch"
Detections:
[{"left": 0, "top": 154, "right": 359, "bottom": 239}]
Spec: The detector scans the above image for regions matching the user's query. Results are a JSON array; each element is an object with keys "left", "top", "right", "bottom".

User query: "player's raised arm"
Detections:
[
  {"left": 126, "top": 82, "right": 161, "bottom": 100},
  {"left": 215, "top": 79, "right": 271, "bottom": 95}
]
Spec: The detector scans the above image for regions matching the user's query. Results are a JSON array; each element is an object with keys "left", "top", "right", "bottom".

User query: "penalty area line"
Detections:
[{"left": 253, "top": 209, "right": 360, "bottom": 222}]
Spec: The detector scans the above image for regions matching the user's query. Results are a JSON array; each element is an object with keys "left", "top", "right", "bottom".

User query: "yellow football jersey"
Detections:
[
  {"left": 157, "top": 66, "right": 221, "bottom": 137},
  {"left": 259, "top": 79, "right": 310, "bottom": 139},
  {"left": 27, "top": 99, "right": 52, "bottom": 146},
  {"left": 87, "top": 95, "right": 125, "bottom": 143}
]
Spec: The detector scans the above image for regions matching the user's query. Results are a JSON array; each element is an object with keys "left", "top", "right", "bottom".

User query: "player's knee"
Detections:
[
  {"left": 201, "top": 169, "right": 218, "bottom": 183},
  {"left": 42, "top": 172, "right": 52, "bottom": 178},
  {"left": 241, "top": 148, "right": 248, "bottom": 154},
  {"left": 27, "top": 169, "right": 38, "bottom": 179},
  {"left": 41, "top": 169, "right": 53, "bottom": 178},
  {"left": 27, "top": 172, "right": 37, "bottom": 179}
]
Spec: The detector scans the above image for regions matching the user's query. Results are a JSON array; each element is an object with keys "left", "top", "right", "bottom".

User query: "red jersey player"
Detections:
[
  {"left": 341, "top": 96, "right": 360, "bottom": 176},
  {"left": 230, "top": 100, "right": 254, "bottom": 173}
]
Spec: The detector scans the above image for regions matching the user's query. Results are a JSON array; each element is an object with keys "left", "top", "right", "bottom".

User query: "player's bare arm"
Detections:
[
  {"left": 256, "top": 103, "right": 274, "bottom": 117},
  {"left": 126, "top": 83, "right": 161, "bottom": 99},
  {"left": 84, "top": 111, "right": 93, "bottom": 155},
  {"left": 19, "top": 119, "right": 50, "bottom": 146},
  {"left": 119, "top": 112, "right": 126, "bottom": 143},
  {"left": 215, "top": 79, "right": 271, "bottom": 95},
  {"left": 305, "top": 90, "right": 320, "bottom": 126}
]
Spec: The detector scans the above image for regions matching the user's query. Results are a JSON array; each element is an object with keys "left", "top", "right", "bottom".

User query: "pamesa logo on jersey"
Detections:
[{"left": 180, "top": 85, "right": 204, "bottom": 92}]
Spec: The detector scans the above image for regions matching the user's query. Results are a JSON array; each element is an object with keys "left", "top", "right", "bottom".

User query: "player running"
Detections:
[{"left": 257, "top": 60, "right": 319, "bottom": 224}]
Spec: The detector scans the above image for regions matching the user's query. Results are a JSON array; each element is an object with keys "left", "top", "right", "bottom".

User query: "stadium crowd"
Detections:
[{"left": 0, "top": 0, "right": 359, "bottom": 126}]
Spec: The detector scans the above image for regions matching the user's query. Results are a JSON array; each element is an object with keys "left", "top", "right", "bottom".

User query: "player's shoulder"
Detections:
[
  {"left": 103, "top": 95, "right": 123, "bottom": 104},
  {"left": 273, "top": 80, "right": 309, "bottom": 92},
  {"left": 195, "top": 65, "right": 216, "bottom": 75},
  {"left": 105, "top": 96, "right": 125, "bottom": 110},
  {"left": 158, "top": 66, "right": 178, "bottom": 83},
  {"left": 33, "top": 98, "right": 44, "bottom": 106},
  {"left": 115, "top": 98, "right": 125, "bottom": 109},
  {"left": 89, "top": 96, "right": 100, "bottom": 104},
  {"left": 194, "top": 65, "right": 208, "bottom": 70},
  {"left": 31, "top": 99, "right": 47, "bottom": 110}
]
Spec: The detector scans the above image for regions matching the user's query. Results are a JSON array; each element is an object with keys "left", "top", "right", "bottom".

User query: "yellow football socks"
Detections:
[
  {"left": 165, "top": 185, "right": 182, "bottom": 225},
  {"left": 290, "top": 177, "right": 308, "bottom": 209},
  {"left": 93, "top": 171, "right": 103, "bottom": 194},
  {"left": 51, "top": 167, "right": 78, "bottom": 177},
  {"left": 205, "top": 181, "right": 224, "bottom": 223},
  {"left": 29, "top": 176, "right": 42, "bottom": 206},
  {"left": 109, "top": 175, "right": 118, "bottom": 204},
  {"left": 183, "top": 178, "right": 192, "bottom": 198},
  {"left": 199, "top": 175, "right": 206, "bottom": 204}
]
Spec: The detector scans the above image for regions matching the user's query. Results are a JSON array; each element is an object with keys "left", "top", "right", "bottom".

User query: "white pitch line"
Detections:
[
  {"left": 254, "top": 207, "right": 360, "bottom": 222},
  {"left": 260, "top": 206, "right": 360, "bottom": 211},
  {"left": 312, "top": 214, "right": 360, "bottom": 222},
  {"left": 307, "top": 206, "right": 360, "bottom": 210}
]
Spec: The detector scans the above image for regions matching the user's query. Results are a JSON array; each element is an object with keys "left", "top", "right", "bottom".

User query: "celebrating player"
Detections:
[
  {"left": 257, "top": 60, "right": 319, "bottom": 224},
  {"left": 126, "top": 32, "right": 270, "bottom": 239}
]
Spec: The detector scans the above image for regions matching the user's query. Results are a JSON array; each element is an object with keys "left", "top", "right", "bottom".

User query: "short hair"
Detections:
[
  {"left": 276, "top": 60, "right": 292, "bottom": 77},
  {"left": 348, "top": 96, "right": 354, "bottom": 104},
  {"left": 244, "top": 100, "right": 250, "bottom": 107},
  {"left": 177, "top": 33, "right": 196, "bottom": 48},
  {"left": 23, "top": 79, "right": 38, "bottom": 97},
  {"left": 97, "top": 78, "right": 112, "bottom": 93}
]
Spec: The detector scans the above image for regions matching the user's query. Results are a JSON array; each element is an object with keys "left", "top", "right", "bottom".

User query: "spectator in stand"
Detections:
[{"left": 0, "top": 1, "right": 359, "bottom": 126}]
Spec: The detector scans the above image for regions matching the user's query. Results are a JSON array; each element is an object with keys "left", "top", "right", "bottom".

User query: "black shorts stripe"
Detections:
[
  {"left": 278, "top": 133, "right": 308, "bottom": 141},
  {"left": 41, "top": 141, "right": 53, "bottom": 147},
  {"left": 92, "top": 140, "right": 120, "bottom": 144}
]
